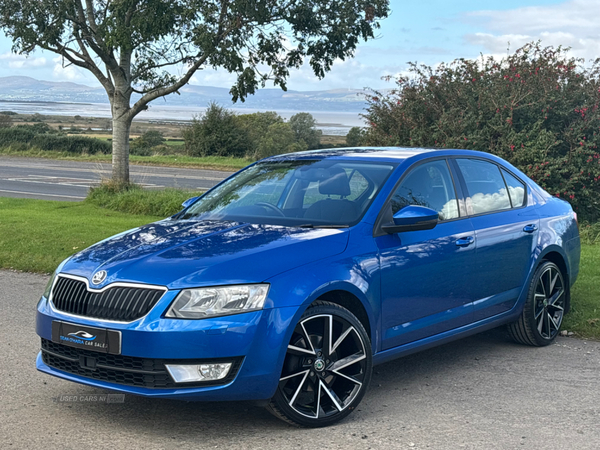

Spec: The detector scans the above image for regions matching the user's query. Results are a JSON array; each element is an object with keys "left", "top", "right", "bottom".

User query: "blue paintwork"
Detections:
[{"left": 36, "top": 147, "right": 581, "bottom": 401}]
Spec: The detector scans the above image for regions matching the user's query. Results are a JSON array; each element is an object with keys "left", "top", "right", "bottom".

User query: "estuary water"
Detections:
[{"left": 0, "top": 100, "right": 365, "bottom": 136}]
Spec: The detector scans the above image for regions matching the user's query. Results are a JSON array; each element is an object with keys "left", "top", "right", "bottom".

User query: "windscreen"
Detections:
[{"left": 179, "top": 159, "right": 395, "bottom": 227}]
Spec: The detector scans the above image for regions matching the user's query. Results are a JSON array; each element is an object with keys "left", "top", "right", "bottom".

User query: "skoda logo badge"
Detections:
[{"left": 92, "top": 270, "right": 107, "bottom": 285}]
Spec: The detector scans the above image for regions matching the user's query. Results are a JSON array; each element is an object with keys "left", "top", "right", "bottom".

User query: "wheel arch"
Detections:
[{"left": 314, "top": 289, "right": 372, "bottom": 342}]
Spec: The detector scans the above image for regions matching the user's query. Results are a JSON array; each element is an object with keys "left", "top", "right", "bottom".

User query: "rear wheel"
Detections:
[
  {"left": 508, "top": 261, "right": 566, "bottom": 346},
  {"left": 268, "top": 301, "right": 372, "bottom": 427}
]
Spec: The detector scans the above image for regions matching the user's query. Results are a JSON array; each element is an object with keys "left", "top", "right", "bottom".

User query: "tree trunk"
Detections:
[{"left": 111, "top": 98, "right": 132, "bottom": 185}]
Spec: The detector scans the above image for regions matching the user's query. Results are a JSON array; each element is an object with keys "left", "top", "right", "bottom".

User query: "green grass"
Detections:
[
  {"left": 0, "top": 197, "right": 161, "bottom": 273},
  {"left": 0, "top": 147, "right": 248, "bottom": 171},
  {"left": 563, "top": 244, "right": 600, "bottom": 339},
  {"left": 86, "top": 184, "right": 202, "bottom": 217}
]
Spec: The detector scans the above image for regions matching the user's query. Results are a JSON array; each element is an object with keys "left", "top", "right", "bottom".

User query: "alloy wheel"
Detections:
[
  {"left": 278, "top": 313, "right": 368, "bottom": 420},
  {"left": 533, "top": 265, "right": 565, "bottom": 340}
]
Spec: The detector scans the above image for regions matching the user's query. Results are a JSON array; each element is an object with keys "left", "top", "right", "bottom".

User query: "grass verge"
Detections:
[
  {"left": 0, "top": 196, "right": 598, "bottom": 339},
  {"left": 0, "top": 197, "right": 161, "bottom": 273},
  {"left": 563, "top": 244, "right": 600, "bottom": 338},
  {"left": 86, "top": 184, "right": 201, "bottom": 217},
  {"left": 0, "top": 147, "right": 248, "bottom": 171}
]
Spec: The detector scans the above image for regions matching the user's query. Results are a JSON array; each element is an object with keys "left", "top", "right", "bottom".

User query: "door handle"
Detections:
[
  {"left": 455, "top": 236, "right": 474, "bottom": 247},
  {"left": 523, "top": 224, "right": 538, "bottom": 233}
]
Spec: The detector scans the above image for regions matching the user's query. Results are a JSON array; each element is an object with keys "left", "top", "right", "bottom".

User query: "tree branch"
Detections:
[{"left": 128, "top": 53, "right": 210, "bottom": 119}]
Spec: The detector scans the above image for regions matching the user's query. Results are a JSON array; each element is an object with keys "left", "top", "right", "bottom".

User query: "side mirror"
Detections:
[
  {"left": 382, "top": 205, "right": 439, "bottom": 234},
  {"left": 181, "top": 196, "right": 200, "bottom": 209}
]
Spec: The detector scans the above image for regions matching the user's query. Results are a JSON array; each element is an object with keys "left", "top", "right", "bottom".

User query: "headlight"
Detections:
[
  {"left": 42, "top": 256, "right": 72, "bottom": 299},
  {"left": 165, "top": 284, "right": 270, "bottom": 319},
  {"left": 43, "top": 269, "right": 58, "bottom": 299}
]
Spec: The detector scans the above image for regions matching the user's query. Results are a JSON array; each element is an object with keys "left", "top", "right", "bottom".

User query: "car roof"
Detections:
[{"left": 265, "top": 147, "right": 502, "bottom": 164}]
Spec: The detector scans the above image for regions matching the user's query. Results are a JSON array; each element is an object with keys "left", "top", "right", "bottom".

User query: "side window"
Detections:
[
  {"left": 390, "top": 160, "right": 459, "bottom": 220},
  {"left": 456, "top": 159, "right": 511, "bottom": 215},
  {"left": 502, "top": 169, "right": 526, "bottom": 207}
]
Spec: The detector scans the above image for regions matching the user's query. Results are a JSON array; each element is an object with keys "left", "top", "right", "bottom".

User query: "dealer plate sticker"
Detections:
[{"left": 51, "top": 321, "right": 121, "bottom": 354}]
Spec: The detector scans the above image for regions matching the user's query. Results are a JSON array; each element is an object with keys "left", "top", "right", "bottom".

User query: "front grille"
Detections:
[
  {"left": 51, "top": 276, "right": 165, "bottom": 321},
  {"left": 41, "top": 339, "right": 243, "bottom": 389}
]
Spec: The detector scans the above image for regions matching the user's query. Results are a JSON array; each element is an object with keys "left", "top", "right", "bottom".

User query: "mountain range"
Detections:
[{"left": 0, "top": 76, "right": 369, "bottom": 112}]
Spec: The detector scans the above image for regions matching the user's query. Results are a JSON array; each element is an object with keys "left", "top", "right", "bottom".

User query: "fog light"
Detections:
[{"left": 165, "top": 362, "right": 233, "bottom": 383}]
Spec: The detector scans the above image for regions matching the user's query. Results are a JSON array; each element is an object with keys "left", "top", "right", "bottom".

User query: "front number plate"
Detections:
[{"left": 51, "top": 321, "right": 121, "bottom": 354}]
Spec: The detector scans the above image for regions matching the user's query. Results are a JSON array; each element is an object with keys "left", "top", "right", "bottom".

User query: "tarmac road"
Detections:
[
  {"left": 0, "top": 156, "right": 233, "bottom": 201},
  {"left": 1, "top": 270, "right": 599, "bottom": 450}
]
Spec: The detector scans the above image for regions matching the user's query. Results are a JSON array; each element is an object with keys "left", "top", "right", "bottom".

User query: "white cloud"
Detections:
[
  {"left": 52, "top": 56, "right": 87, "bottom": 81},
  {"left": 464, "top": 0, "right": 600, "bottom": 62},
  {"left": 0, "top": 52, "right": 48, "bottom": 69}
]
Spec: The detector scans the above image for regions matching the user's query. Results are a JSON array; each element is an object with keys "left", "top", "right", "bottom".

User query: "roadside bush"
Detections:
[
  {"left": 17, "top": 123, "right": 55, "bottom": 134},
  {"left": 183, "top": 105, "right": 322, "bottom": 159},
  {"left": 346, "top": 127, "right": 366, "bottom": 146},
  {"left": 363, "top": 42, "right": 600, "bottom": 222},
  {"left": 237, "top": 111, "right": 283, "bottom": 151},
  {"left": 254, "top": 122, "right": 306, "bottom": 159},
  {"left": 183, "top": 103, "right": 249, "bottom": 157},
  {"left": 289, "top": 112, "right": 322, "bottom": 149},
  {"left": 30, "top": 135, "right": 111, "bottom": 154},
  {"left": 0, "top": 127, "right": 36, "bottom": 145},
  {"left": 130, "top": 130, "right": 166, "bottom": 156}
]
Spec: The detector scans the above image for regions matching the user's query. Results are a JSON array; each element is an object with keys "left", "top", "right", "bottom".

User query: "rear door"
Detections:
[{"left": 452, "top": 158, "right": 539, "bottom": 320}]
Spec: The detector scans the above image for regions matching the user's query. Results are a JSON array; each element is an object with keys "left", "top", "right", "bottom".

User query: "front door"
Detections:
[{"left": 376, "top": 159, "right": 477, "bottom": 350}]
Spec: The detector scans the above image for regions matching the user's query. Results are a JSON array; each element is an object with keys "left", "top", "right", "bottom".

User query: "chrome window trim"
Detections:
[{"left": 48, "top": 273, "right": 168, "bottom": 324}]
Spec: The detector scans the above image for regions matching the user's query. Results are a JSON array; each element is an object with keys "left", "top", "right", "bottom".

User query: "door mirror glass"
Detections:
[{"left": 383, "top": 205, "right": 439, "bottom": 233}]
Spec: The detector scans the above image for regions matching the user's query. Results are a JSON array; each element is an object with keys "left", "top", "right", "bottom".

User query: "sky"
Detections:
[{"left": 0, "top": 0, "right": 598, "bottom": 91}]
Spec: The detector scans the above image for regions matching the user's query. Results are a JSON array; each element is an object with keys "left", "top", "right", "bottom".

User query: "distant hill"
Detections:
[{"left": 0, "top": 76, "right": 369, "bottom": 112}]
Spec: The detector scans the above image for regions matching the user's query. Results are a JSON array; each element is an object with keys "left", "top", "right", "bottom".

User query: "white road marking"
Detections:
[{"left": 0, "top": 189, "right": 85, "bottom": 199}]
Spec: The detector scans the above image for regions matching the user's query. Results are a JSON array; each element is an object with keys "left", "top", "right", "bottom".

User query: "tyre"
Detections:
[
  {"left": 508, "top": 261, "right": 566, "bottom": 346},
  {"left": 268, "top": 301, "right": 372, "bottom": 427}
]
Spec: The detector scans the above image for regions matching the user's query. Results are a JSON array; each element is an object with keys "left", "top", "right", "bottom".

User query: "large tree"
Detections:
[{"left": 0, "top": 0, "right": 389, "bottom": 184}]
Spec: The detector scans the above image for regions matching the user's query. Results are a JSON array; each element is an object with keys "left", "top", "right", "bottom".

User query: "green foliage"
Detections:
[
  {"left": 184, "top": 105, "right": 315, "bottom": 159},
  {"left": 363, "top": 42, "right": 600, "bottom": 221},
  {"left": 237, "top": 111, "right": 284, "bottom": 153},
  {"left": 0, "top": 127, "right": 36, "bottom": 146},
  {"left": 289, "top": 113, "right": 322, "bottom": 150},
  {"left": 86, "top": 184, "right": 202, "bottom": 217},
  {"left": 17, "top": 123, "right": 55, "bottom": 134},
  {"left": 0, "top": 0, "right": 389, "bottom": 112},
  {"left": 346, "top": 127, "right": 367, "bottom": 146},
  {"left": 562, "top": 244, "right": 600, "bottom": 339},
  {"left": 30, "top": 135, "right": 111, "bottom": 154},
  {"left": 130, "top": 130, "right": 166, "bottom": 156},
  {"left": 579, "top": 222, "right": 600, "bottom": 245},
  {"left": 255, "top": 122, "right": 306, "bottom": 159},
  {"left": 0, "top": 124, "right": 110, "bottom": 154},
  {"left": 0, "top": 114, "right": 13, "bottom": 128},
  {"left": 183, "top": 103, "right": 249, "bottom": 157}
]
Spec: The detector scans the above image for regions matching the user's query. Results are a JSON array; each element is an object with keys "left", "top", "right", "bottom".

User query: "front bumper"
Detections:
[{"left": 36, "top": 294, "right": 298, "bottom": 401}]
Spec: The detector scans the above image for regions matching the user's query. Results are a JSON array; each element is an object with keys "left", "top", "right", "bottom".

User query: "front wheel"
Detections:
[
  {"left": 508, "top": 261, "right": 566, "bottom": 346},
  {"left": 268, "top": 301, "right": 372, "bottom": 427}
]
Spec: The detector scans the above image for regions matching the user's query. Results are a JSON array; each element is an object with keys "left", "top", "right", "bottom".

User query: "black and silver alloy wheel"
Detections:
[
  {"left": 508, "top": 261, "right": 566, "bottom": 346},
  {"left": 268, "top": 301, "right": 372, "bottom": 427}
]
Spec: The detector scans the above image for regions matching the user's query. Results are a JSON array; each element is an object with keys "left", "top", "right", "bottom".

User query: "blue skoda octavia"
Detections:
[{"left": 36, "top": 148, "right": 580, "bottom": 427}]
